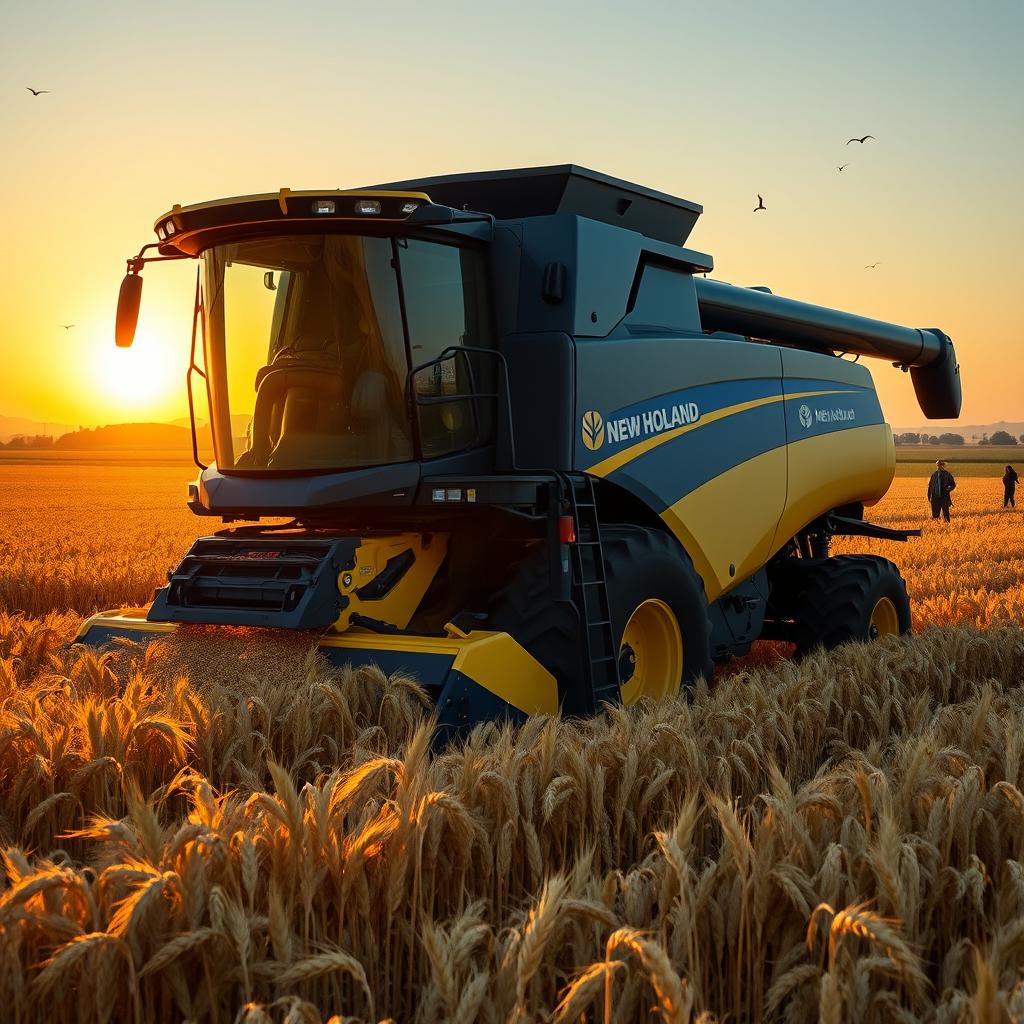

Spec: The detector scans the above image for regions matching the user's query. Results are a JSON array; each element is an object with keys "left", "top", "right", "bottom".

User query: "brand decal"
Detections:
[
  {"left": 581, "top": 410, "right": 605, "bottom": 450},
  {"left": 603, "top": 402, "right": 700, "bottom": 447},
  {"left": 800, "top": 404, "right": 858, "bottom": 429},
  {"left": 817, "top": 407, "right": 855, "bottom": 424}
]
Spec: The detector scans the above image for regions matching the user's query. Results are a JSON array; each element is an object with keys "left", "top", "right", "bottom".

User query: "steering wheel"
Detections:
[{"left": 272, "top": 333, "right": 340, "bottom": 362}]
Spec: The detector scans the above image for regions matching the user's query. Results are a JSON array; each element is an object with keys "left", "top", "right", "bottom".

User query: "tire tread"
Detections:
[{"left": 785, "top": 554, "right": 911, "bottom": 656}]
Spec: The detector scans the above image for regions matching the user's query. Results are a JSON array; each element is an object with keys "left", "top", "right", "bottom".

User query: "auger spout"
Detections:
[{"left": 695, "top": 278, "right": 961, "bottom": 418}]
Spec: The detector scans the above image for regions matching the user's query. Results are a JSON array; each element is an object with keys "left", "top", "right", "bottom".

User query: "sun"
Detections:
[{"left": 95, "top": 329, "right": 184, "bottom": 418}]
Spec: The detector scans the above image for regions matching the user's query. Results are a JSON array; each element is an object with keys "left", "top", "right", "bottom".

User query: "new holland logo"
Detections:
[
  {"left": 798, "top": 404, "right": 813, "bottom": 429},
  {"left": 581, "top": 410, "right": 605, "bottom": 450}
]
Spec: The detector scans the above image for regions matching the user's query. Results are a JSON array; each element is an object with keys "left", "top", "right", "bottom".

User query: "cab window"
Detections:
[{"left": 400, "top": 240, "right": 493, "bottom": 458}]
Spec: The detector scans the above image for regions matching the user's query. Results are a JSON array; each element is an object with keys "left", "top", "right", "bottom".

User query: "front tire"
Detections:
[
  {"left": 601, "top": 527, "right": 713, "bottom": 703},
  {"left": 488, "top": 526, "right": 712, "bottom": 709}
]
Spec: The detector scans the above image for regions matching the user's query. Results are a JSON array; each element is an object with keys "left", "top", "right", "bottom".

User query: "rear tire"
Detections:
[
  {"left": 775, "top": 555, "right": 911, "bottom": 657},
  {"left": 487, "top": 526, "right": 712, "bottom": 709}
]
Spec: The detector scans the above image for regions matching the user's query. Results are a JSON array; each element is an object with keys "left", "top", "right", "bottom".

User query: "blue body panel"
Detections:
[{"left": 577, "top": 375, "right": 883, "bottom": 516}]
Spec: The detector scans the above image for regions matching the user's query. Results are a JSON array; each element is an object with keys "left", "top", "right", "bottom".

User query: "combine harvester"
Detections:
[{"left": 80, "top": 166, "right": 962, "bottom": 737}]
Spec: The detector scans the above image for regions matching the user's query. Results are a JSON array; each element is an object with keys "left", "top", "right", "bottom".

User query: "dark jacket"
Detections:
[
  {"left": 927, "top": 468, "right": 956, "bottom": 504},
  {"left": 1004, "top": 469, "right": 1019, "bottom": 488}
]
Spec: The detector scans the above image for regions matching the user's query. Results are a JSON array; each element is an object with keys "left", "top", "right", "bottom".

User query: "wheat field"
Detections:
[
  {"left": 0, "top": 464, "right": 197, "bottom": 617},
  {"left": 2, "top": 464, "right": 1024, "bottom": 1022}
]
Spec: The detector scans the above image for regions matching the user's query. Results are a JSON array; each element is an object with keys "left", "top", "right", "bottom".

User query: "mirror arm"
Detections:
[{"left": 125, "top": 243, "right": 194, "bottom": 275}]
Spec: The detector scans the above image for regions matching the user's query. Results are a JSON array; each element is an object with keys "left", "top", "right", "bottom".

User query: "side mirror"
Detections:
[{"left": 115, "top": 273, "right": 143, "bottom": 348}]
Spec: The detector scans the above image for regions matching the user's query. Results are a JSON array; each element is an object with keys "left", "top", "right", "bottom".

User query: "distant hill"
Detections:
[
  {"left": 1, "top": 414, "right": 247, "bottom": 448},
  {"left": 0, "top": 415, "right": 56, "bottom": 443},
  {"left": 54, "top": 422, "right": 210, "bottom": 451},
  {"left": 170, "top": 414, "right": 252, "bottom": 436}
]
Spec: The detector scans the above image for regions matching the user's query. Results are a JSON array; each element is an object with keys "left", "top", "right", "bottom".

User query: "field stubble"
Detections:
[{"left": 1, "top": 463, "right": 1024, "bottom": 1021}]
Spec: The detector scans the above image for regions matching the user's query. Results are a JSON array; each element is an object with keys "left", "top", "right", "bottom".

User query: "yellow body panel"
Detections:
[
  {"left": 659, "top": 422, "right": 894, "bottom": 601},
  {"left": 774, "top": 423, "right": 894, "bottom": 548},
  {"left": 336, "top": 533, "right": 449, "bottom": 631},
  {"left": 74, "top": 607, "right": 172, "bottom": 639},
  {"left": 75, "top": 610, "right": 558, "bottom": 717},
  {"left": 449, "top": 632, "right": 559, "bottom": 716},
  {"left": 660, "top": 446, "right": 789, "bottom": 601}
]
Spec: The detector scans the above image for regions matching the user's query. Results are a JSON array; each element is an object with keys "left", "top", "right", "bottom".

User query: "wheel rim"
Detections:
[
  {"left": 618, "top": 598, "right": 683, "bottom": 704},
  {"left": 869, "top": 596, "right": 900, "bottom": 639}
]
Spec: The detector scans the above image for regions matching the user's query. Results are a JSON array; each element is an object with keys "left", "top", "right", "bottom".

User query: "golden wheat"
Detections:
[
  {"left": 0, "top": 614, "right": 1022, "bottom": 1021},
  {"left": 834, "top": 477, "right": 1024, "bottom": 627},
  {"left": 2, "top": 466, "right": 1024, "bottom": 1020},
  {"left": 0, "top": 464, "right": 198, "bottom": 615},
  {"left": 4, "top": 467, "right": 1022, "bottom": 628}
]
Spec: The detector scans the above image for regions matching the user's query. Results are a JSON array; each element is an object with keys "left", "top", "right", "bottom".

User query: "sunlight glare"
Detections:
[{"left": 95, "top": 330, "right": 182, "bottom": 417}]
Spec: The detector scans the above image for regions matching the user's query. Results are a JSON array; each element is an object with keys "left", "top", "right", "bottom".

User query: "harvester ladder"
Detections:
[{"left": 565, "top": 475, "right": 621, "bottom": 712}]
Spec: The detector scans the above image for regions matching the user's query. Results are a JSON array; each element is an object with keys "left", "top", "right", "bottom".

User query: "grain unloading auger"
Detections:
[{"left": 79, "top": 165, "right": 962, "bottom": 739}]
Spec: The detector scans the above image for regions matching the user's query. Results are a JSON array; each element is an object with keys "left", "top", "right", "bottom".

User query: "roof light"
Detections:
[
  {"left": 355, "top": 199, "right": 381, "bottom": 215},
  {"left": 401, "top": 201, "right": 420, "bottom": 214},
  {"left": 312, "top": 199, "right": 336, "bottom": 215}
]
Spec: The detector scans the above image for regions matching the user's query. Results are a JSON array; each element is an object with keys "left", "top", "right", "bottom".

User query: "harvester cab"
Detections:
[{"left": 82, "top": 165, "right": 962, "bottom": 739}]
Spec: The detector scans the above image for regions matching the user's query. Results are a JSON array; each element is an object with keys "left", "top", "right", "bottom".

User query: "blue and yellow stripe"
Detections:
[{"left": 577, "top": 377, "right": 893, "bottom": 599}]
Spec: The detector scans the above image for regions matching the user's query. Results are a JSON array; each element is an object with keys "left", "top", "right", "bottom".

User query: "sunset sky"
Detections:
[{"left": 1, "top": 1, "right": 1021, "bottom": 430}]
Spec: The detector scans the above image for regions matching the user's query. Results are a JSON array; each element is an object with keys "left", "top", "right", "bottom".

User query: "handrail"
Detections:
[{"left": 405, "top": 345, "right": 520, "bottom": 470}]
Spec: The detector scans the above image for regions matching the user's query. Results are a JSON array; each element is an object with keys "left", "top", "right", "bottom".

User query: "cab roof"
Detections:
[
  {"left": 153, "top": 189, "right": 433, "bottom": 256},
  {"left": 152, "top": 166, "right": 705, "bottom": 255}
]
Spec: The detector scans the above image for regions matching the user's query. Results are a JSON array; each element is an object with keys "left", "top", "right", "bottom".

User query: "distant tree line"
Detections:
[
  {"left": 894, "top": 432, "right": 966, "bottom": 446},
  {"left": 0, "top": 435, "right": 57, "bottom": 450},
  {"left": 982, "top": 431, "right": 1022, "bottom": 446},
  {"left": 894, "top": 431, "right": 1024, "bottom": 447}
]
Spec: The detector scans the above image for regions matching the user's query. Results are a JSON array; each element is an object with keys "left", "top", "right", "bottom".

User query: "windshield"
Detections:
[
  {"left": 202, "top": 234, "right": 409, "bottom": 471},
  {"left": 201, "top": 234, "right": 490, "bottom": 471}
]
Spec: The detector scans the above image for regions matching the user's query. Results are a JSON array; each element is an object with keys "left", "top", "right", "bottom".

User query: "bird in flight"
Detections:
[
  {"left": 836, "top": 164, "right": 849, "bottom": 173},
  {"left": 846, "top": 135, "right": 875, "bottom": 145},
  {"left": 754, "top": 195, "right": 766, "bottom": 212},
  {"left": 864, "top": 263, "right": 882, "bottom": 270},
  {"left": 26, "top": 87, "right": 50, "bottom": 96},
  {"left": 59, "top": 324, "right": 75, "bottom": 331}
]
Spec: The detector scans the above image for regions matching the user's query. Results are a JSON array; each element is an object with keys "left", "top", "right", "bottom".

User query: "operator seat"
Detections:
[
  {"left": 244, "top": 366, "right": 345, "bottom": 468},
  {"left": 241, "top": 363, "right": 409, "bottom": 468}
]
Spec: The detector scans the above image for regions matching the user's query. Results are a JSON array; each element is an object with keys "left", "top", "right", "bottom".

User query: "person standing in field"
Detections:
[
  {"left": 927, "top": 459, "right": 956, "bottom": 522},
  {"left": 1003, "top": 465, "right": 1019, "bottom": 508}
]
